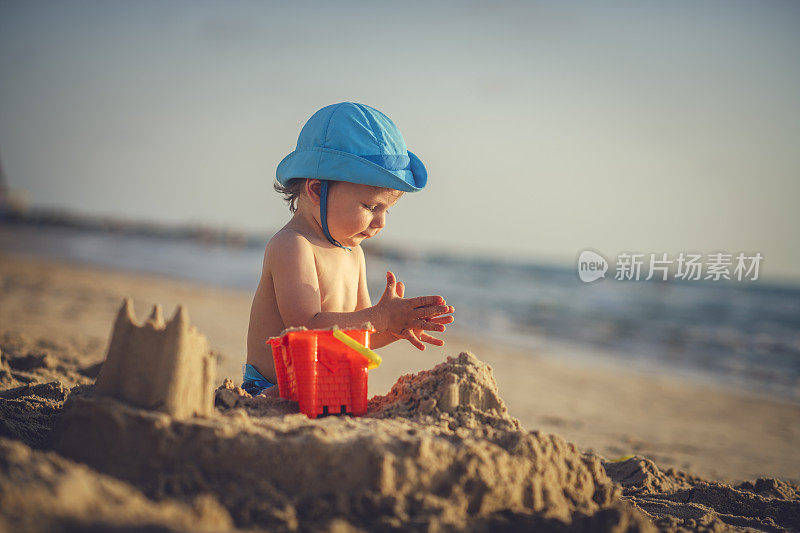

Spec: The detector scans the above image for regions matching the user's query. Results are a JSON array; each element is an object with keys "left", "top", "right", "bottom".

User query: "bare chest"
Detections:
[{"left": 313, "top": 249, "right": 360, "bottom": 312}]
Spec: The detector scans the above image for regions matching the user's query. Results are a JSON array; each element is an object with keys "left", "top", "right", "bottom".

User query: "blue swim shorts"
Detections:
[{"left": 242, "top": 364, "right": 277, "bottom": 396}]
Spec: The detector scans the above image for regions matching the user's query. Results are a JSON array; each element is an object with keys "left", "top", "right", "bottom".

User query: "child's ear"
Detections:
[{"left": 305, "top": 179, "right": 323, "bottom": 206}]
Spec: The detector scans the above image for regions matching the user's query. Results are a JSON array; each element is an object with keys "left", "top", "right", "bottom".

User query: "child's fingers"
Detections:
[
  {"left": 412, "top": 305, "right": 452, "bottom": 319},
  {"left": 403, "top": 328, "right": 425, "bottom": 350},
  {"left": 395, "top": 281, "right": 405, "bottom": 298},
  {"left": 418, "top": 333, "right": 445, "bottom": 346},
  {"left": 385, "top": 271, "right": 396, "bottom": 291},
  {"left": 411, "top": 319, "right": 445, "bottom": 332},
  {"left": 380, "top": 271, "right": 397, "bottom": 301},
  {"left": 408, "top": 295, "right": 446, "bottom": 308},
  {"left": 413, "top": 304, "right": 455, "bottom": 317},
  {"left": 428, "top": 315, "right": 455, "bottom": 325}
]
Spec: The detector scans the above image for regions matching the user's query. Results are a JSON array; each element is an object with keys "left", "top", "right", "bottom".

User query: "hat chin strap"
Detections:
[{"left": 319, "top": 180, "right": 352, "bottom": 251}]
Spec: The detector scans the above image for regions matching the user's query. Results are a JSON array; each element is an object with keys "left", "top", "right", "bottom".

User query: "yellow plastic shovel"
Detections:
[{"left": 332, "top": 328, "right": 382, "bottom": 369}]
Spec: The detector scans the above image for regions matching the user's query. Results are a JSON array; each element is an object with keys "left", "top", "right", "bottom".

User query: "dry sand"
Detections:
[
  {"left": 1, "top": 252, "right": 799, "bottom": 532},
  {"left": 1, "top": 253, "right": 796, "bottom": 483}
]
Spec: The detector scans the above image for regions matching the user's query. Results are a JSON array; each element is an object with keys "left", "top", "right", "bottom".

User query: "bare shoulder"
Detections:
[
  {"left": 268, "top": 227, "right": 312, "bottom": 249},
  {"left": 265, "top": 228, "right": 314, "bottom": 264}
]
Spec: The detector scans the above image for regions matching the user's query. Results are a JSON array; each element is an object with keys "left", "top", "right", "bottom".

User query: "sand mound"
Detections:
[
  {"left": 735, "top": 478, "right": 800, "bottom": 501},
  {"left": 53, "top": 352, "right": 644, "bottom": 531},
  {"left": 367, "top": 352, "right": 520, "bottom": 432},
  {"left": 1, "top": 331, "right": 99, "bottom": 390},
  {"left": 0, "top": 332, "right": 97, "bottom": 449},
  {"left": 0, "top": 437, "right": 233, "bottom": 533},
  {"left": 0, "top": 381, "right": 70, "bottom": 449},
  {"left": 214, "top": 377, "right": 300, "bottom": 417},
  {"left": 603, "top": 456, "right": 800, "bottom": 532},
  {"left": 602, "top": 456, "right": 702, "bottom": 495}
]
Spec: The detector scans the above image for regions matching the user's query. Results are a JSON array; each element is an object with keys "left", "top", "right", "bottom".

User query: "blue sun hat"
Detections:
[{"left": 276, "top": 102, "right": 427, "bottom": 251}]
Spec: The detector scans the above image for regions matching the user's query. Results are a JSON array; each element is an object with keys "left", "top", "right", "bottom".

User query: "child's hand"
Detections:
[
  {"left": 375, "top": 271, "right": 455, "bottom": 350},
  {"left": 391, "top": 276, "right": 455, "bottom": 350}
]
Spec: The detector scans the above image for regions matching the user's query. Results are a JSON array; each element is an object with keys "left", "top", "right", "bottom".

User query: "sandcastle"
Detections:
[{"left": 93, "top": 298, "right": 215, "bottom": 419}]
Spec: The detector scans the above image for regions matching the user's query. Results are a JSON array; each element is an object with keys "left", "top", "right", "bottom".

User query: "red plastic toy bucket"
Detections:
[{"left": 267, "top": 327, "right": 375, "bottom": 419}]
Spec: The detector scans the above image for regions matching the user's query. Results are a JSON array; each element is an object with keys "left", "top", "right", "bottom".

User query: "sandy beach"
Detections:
[{"left": 1, "top": 251, "right": 799, "bottom": 532}]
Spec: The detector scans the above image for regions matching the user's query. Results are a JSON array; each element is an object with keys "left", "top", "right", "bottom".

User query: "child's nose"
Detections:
[{"left": 371, "top": 212, "right": 386, "bottom": 228}]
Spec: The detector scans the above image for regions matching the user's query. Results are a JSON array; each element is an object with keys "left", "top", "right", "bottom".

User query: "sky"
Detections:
[{"left": 1, "top": 1, "right": 799, "bottom": 281}]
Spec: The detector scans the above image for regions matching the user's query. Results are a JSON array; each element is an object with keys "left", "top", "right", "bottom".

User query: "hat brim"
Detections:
[{"left": 276, "top": 147, "right": 427, "bottom": 192}]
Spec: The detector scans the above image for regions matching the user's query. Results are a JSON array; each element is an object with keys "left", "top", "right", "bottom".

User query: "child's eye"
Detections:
[{"left": 363, "top": 204, "right": 377, "bottom": 211}]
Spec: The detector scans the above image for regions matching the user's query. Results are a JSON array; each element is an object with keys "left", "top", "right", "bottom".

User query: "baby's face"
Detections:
[{"left": 324, "top": 181, "right": 403, "bottom": 248}]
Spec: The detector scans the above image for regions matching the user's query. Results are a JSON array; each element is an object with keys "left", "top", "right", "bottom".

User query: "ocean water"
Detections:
[{"left": 2, "top": 223, "right": 799, "bottom": 402}]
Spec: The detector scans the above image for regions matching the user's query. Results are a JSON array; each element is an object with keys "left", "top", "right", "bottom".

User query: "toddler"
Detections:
[{"left": 244, "top": 102, "right": 455, "bottom": 396}]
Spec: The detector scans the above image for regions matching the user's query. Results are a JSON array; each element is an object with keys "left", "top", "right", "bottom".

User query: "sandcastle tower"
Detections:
[{"left": 94, "top": 298, "right": 215, "bottom": 419}]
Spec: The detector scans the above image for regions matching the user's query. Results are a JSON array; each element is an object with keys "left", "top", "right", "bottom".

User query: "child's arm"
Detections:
[
  {"left": 355, "top": 250, "right": 398, "bottom": 350},
  {"left": 271, "top": 232, "right": 452, "bottom": 348},
  {"left": 355, "top": 246, "right": 398, "bottom": 349}
]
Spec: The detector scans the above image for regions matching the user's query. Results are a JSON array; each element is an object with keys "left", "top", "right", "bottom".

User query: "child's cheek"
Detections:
[{"left": 355, "top": 210, "right": 370, "bottom": 228}]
